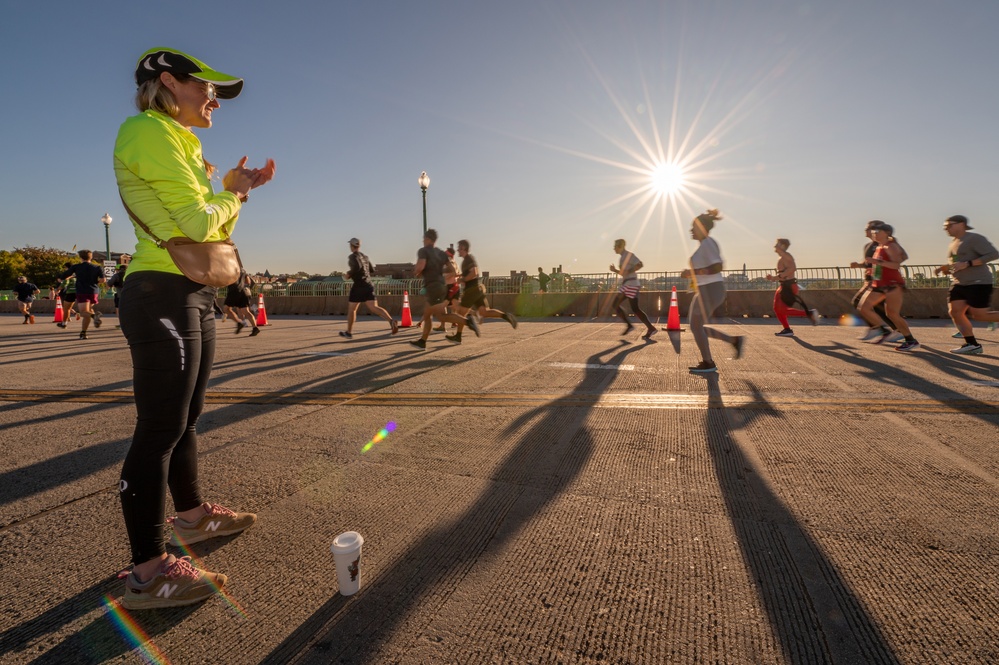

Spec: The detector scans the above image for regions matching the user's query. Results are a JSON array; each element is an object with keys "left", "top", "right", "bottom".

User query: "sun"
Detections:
[{"left": 649, "top": 161, "right": 686, "bottom": 197}]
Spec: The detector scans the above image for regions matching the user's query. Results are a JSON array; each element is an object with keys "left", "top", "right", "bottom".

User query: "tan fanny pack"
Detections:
[{"left": 120, "top": 196, "right": 243, "bottom": 288}]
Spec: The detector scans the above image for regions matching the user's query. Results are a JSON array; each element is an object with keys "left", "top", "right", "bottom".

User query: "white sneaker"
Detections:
[
  {"left": 884, "top": 332, "right": 904, "bottom": 343},
  {"left": 950, "top": 343, "right": 983, "bottom": 355},
  {"left": 860, "top": 328, "right": 886, "bottom": 341},
  {"left": 808, "top": 309, "right": 820, "bottom": 325},
  {"left": 951, "top": 330, "right": 964, "bottom": 339}
]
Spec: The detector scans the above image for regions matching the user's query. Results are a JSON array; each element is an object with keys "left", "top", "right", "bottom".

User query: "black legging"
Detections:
[
  {"left": 613, "top": 292, "right": 653, "bottom": 328},
  {"left": 118, "top": 271, "right": 217, "bottom": 565}
]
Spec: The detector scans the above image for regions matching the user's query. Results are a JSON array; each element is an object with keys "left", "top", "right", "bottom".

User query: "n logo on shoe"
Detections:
[
  {"left": 205, "top": 520, "right": 222, "bottom": 532},
  {"left": 157, "top": 583, "right": 178, "bottom": 598}
]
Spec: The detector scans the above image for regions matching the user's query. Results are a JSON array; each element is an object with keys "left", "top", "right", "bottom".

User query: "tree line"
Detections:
[{"left": 1, "top": 247, "right": 78, "bottom": 290}]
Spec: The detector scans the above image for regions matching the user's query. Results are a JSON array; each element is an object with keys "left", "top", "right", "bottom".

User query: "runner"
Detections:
[
  {"left": 850, "top": 221, "right": 903, "bottom": 342},
  {"left": 341, "top": 237, "right": 398, "bottom": 338},
  {"left": 857, "top": 223, "right": 919, "bottom": 351},
  {"left": 933, "top": 215, "right": 999, "bottom": 355},
  {"left": 445, "top": 239, "right": 517, "bottom": 344},
  {"left": 410, "top": 229, "right": 476, "bottom": 349},
  {"left": 13, "top": 276, "right": 40, "bottom": 324},
  {"left": 609, "top": 239, "right": 656, "bottom": 339},
  {"left": 224, "top": 272, "right": 260, "bottom": 336},
  {"left": 58, "top": 250, "right": 106, "bottom": 340},
  {"left": 682, "top": 209, "right": 745, "bottom": 373},
  {"left": 766, "top": 238, "right": 819, "bottom": 337},
  {"left": 114, "top": 47, "right": 274, "bottom": 609},
  {"left": 56, "top": 263, "right": 78, "bottom": 328},
  {"left": 434, "top": 247, "right": 460, "bottom": 333}
]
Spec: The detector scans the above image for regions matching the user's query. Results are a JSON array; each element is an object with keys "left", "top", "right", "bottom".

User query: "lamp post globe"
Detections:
[
  {"left": 418, "top": 171, "right": 430, "bottom": 234},
  {"left": 101, "top": 213, "right": 112, "bottom": 263}
]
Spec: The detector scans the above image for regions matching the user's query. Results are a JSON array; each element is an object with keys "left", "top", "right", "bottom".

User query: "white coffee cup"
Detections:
[{"left": 331, "top": 531, "right": 364, "bottom": 596}]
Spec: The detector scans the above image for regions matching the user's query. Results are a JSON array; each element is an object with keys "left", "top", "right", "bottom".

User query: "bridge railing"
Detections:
[{"left": 3, "top": 264, "right": 991, "bottom": 301}]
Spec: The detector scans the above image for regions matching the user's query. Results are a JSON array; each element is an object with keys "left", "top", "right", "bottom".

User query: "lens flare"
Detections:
[
  {"left": 101, "top": 594, "right": 170, "bottom": 665},
  {"left": 362, "top": 421, "right": 397, "bottom": 453}
]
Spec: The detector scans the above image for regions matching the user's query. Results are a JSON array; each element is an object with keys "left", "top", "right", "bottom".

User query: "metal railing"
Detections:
[{"left": 3, "top": 264, "right": 994, "bottom": 301}]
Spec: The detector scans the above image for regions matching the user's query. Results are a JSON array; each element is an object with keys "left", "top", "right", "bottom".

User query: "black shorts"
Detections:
[
  {"left": 459, "top": 284, "right": 488, "bottom": 310},
  {"left": 949, "top": 284, "right": 993, "bottom": 309},
  {"left": 224, "top": 288, "right": 251, "bottom": 308},
  {"left": 62, "top": 292, "right": 76, "bottom": 303},
  {"left": 349, "top": 282, "right": 376, "bottom": 303},
  {"left": 424, "top": 282, "right": 447, "bottom": 306}
]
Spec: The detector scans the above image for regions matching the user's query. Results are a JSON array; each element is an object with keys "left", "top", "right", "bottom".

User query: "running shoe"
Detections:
[
  {"left": 75, "top": 313, "right": 81, "bottom": 321},
  {"left": 688, "top": 361, "right": 717, "bottom": 373},
  {"left": 502, "top": 312, "right": 518, "bottom": 329},
  {"left": 869, "top": 330, "right": 893, "bottom": 345},
  {"left": 860, "top": 327, "right": 887, "bottom": 341},
  {"left": 410, "top": 339, "right": 427, "bottom": 349},
  {"left": 884, "top": 332, "right": 905, "bottom": 344},
  {"left": 22, "top": 318, "right": 28, "bottom": 325},
  {"left": 93, "top": 311, "right": 102, "bottom": 328},
  {"left": 57, "top": 322, "right": 67, "bottom": 329},
  {"left": 249, "top": 327, "right": 261, "bottom": 337},
  {"left": 621, "top": 324, "right": 635, "bottom": 336},
  {"left": 434, "top": 324, "right": 446, "bottom": 332},
  {"left": 121, "top": 555, "right": 226, "bottom": 611},
  {"left": 29, "top": 314, "right": 35, "bottom": 324},
  {"left": 339, "top": 330, "right": 352, "bottom": 339},
  {"left": 445, "top": 333, "right": 462, "bottom": 344},
  {"left": 390, "top": 319, "right": 399, "bottom": 335},
  {"left": 79, "top": 331, "right": 88, "bottom": 340},
  {"left": 732, "top": 335, "right": 746, "bottom": 359},
  {"left": 894, "top": 340, "right": 921, "bottom": 352},
  {"left": 643, "top": 328, "right": 658, "bottom": 340},
  {"left": 950, "top": 343, "right": 984, "bottom": 355},
  {"left": 951, "top": 330, "right": 964, "bottom": 339},
  {"left": 168, "top": 503, "right": 257, "bottom": 546},
  {"left": 235, "top": 322, "right": 245, "bottom": 335},
  {"left": 808, "top": 309, "right": 820, "bottom": 325},
  {"left": 466, "top": 315, "right": 481, "bottom": 337},
  {"left": 774, "top": 328, "right": 794, "bottom": 337}
]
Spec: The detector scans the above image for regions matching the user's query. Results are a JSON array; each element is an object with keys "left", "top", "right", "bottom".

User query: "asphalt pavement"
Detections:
[{"left": 1, "top": 313, "right": 997, "bottom": 664}]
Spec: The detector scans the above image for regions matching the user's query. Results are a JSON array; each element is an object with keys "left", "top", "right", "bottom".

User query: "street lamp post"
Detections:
[
  {"left": 418, "top": 171, "right": 430, "bottom": 234},
  {"left": 101, "top": 213, "right": 112, "bottom": 262}
]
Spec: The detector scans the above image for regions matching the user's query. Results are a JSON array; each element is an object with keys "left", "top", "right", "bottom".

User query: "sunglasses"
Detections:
[
  {"left": 177, "top": 75, "right": 217, "bottom": 101},
  {"left": 201, "top": 82, "right": 217, "bottom": 102}
]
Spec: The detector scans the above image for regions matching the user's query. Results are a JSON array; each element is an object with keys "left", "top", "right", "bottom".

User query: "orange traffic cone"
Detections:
[
  {"left": 53, "top": 295, "right": 64, "bottom": 324},
  {"left": 665, "top": 286, "right": 682, "bottom": 331},
  {"left": 400, "top": 290, "right": 413, "bottom": 328},
  {"left": 255, "top": 293, "right": 269, "bottom": 326}
]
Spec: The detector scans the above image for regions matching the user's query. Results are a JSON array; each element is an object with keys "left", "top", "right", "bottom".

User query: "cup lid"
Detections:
[{"left": 331, "top": 531, "right": 364, "bottom": 553}]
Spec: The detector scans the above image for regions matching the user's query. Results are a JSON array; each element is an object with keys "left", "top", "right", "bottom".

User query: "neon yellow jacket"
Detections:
[{"left": 114, "top": 110, "right": 242, "bottom": 277}]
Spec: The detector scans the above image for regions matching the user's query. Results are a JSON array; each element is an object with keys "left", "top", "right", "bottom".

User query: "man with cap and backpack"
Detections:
[{"left": 341, "top": 237, "right": 398, "bottom": 339}]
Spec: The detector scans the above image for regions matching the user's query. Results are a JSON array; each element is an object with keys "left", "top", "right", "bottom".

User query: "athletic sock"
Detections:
[
  {"left": 965, "top": 336, "right": 978, "bottom": 346},
  {"left": 904, "top": 335, "right": 915, "bottom": 342}
]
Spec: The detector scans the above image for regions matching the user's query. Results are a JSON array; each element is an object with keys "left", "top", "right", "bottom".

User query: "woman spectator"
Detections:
[{"left": 114, "top": 48, "right": 275, "bottom": 609}]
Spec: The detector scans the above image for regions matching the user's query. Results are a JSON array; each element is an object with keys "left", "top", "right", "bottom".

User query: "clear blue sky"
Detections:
[{"left": 2, "top": 1, "right": 997, "bottom": 276}]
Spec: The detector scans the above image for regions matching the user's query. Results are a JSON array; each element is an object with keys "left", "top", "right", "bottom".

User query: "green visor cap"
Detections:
[{"left": 135, "top": 47, "right": 243, "bottom": 99}]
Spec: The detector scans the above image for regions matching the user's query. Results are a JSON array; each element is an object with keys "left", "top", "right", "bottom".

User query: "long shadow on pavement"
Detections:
[
  {"left": 264, "top": 340, "right": 645, "bottom": 663},
  {"left": 793, "top": 338, "right": 999, "bottom": 423},
  {"left": 699, "top": 374, "right": 899, "bottom": 662}
]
